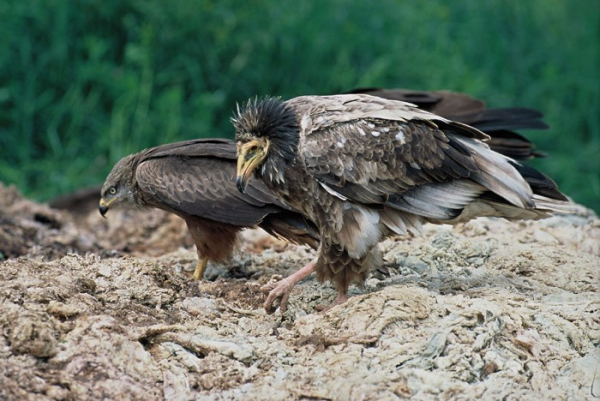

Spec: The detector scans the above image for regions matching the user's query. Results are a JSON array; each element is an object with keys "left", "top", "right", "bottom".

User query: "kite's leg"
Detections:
[{"left": 192, "top": 257, "right": 209, "bottom": 281}]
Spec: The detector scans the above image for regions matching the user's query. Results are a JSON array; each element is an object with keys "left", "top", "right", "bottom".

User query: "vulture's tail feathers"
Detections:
[
  {"left": 509, "top": 161, "right": 568, "bottom": 202},
  {"left": 440, "top": 135, "right": 575, "bottom": 222},
  {"left": 458, "top": 137, "right": 535, "bottom": 210}
]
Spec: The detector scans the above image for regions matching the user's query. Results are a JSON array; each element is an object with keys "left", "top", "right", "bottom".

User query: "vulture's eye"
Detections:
[
  {"left": 247, "top": 145, "right": 259, "bottom": 159},
  {"left": 109, "top": 187, "right": 117, "bottom": 195}
]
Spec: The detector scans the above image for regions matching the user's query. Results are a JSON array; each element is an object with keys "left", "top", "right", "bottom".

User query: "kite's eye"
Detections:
[{"left": 108, "top": 187, "right": 117, "bottom": 195}]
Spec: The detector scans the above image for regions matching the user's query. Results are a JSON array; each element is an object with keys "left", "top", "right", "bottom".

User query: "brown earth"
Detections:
[{"left": 0, "top": 182, "right": 598, "bottom": 400}]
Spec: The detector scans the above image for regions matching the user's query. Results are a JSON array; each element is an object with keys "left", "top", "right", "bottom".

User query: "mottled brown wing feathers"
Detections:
[
  {"left": 143, "top": 138, "right": 236, "bottom": 160},
  {"left": 298, "top": 94, "right": 539, "bottom": 218},
  {"left": 135, "top": 141, "right": 285, "bottom": 226},
  {"left": 348, "top": 88, "right": 547, "bottom": 160},
  {"left": 348, "top": 88, "right": 486, "bottom": 122},
  {"left": 302, "top": 117, "right": 486, "bottom": 219},
  {"left": 304, "top": 118, "right": 477, "bottom": 188},
  {"left": 260, "top": 212, "right": 319, "bottom": 249}
]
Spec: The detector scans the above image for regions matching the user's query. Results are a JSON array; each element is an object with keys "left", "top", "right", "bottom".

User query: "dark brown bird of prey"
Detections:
[
  {"left": 234, "top": 94, "right": 572, "bottom": 312},
  {"left": 99, "top": 138, "right": 318, "bottom": 280}
]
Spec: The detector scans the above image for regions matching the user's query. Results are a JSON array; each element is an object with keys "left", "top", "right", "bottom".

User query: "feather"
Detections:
[
  {"left": 349, "top": 88, "right": 548, "bottom": 160},
  {"left": 453, "top": 137, "right": 535, "bottom": 209}
]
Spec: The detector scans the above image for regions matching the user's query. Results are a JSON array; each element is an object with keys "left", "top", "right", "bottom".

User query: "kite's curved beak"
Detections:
[
  {"left": 99, "top": 198, "right": 110, "bottom": 218},
  {"left": 236, "top": 139, "right": 269, "bottom": 194}
]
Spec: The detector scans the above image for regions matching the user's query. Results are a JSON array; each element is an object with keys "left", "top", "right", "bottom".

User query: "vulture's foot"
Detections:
[
  {"left": 315, "top": 292, "right": 349, "bottom": 313},
  {"left": 261, "top": 259, "right": 316, "bottom": 314}
]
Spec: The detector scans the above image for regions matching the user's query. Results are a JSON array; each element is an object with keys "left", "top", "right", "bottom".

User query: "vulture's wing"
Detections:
[
  {"left": 298, "top": 94, "right": 536, "bottom": 220},
  {"left": 347, "top": 88, "right": 485, "bottom": 121},
  {"left": 347, "top": 88, "right": 547, "bottom": 160},
  {"left": 136, "top": 139, "right": 286, "bottom": 226}
]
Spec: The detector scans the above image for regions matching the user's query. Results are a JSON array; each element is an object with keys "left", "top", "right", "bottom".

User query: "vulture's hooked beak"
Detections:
[
  {"left": 98, "top": 198, "right": 112, "bottom": 218},
  {"left": 236, "top": 139, "right": 269, "bottom": 193}
]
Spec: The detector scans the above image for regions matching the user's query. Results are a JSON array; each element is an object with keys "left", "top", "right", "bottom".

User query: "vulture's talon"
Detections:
[
  {"left": 260, "top": 275, "right": 283, "bottom": 294},
  {"left": 261, "top": 260, "right": 317, "bottom": 314},
  {"left": 315, "top": 292, "right": 349, "bottom": 313},
  {"left": 262, "top": 277, "right": 295, "bottom": 314}
]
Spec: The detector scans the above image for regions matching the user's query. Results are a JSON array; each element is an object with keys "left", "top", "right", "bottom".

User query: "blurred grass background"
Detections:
[{"left": 0, "top": 0, "right": 598, "bottom": 211}]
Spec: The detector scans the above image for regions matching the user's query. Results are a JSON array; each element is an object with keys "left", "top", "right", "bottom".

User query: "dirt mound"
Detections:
[
  {"left": 0, "top": 183, "right": 598, "bottom": 399},
  {"left": 0, "top": 183, "right": 195, "bottom": 260}
]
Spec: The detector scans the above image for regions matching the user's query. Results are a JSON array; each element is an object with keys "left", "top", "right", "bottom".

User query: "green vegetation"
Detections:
[{"left": 1, "top": 0, "right": 598, "bottom": 210}]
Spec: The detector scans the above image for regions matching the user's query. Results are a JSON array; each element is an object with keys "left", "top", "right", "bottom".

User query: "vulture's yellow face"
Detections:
[{"left": 236, "top": 137, "right": 270, "bottom": 193}]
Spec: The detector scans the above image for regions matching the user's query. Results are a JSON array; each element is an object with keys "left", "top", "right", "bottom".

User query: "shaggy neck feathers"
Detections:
[{"left": 233, "top": 97, "right": 300, "bottom": 189}]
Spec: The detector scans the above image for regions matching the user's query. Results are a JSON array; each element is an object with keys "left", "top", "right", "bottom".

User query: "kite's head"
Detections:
[
  {"left": 99, "top": 154, "right": 139, "bottom": 217},
  {"left": 232, "top": 97, "right": 299, "bottom": 193}
]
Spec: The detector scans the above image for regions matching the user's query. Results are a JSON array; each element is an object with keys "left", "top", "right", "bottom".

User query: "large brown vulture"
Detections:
[{"left": 234, "top": 94, "right": 572, "bottom": 312}]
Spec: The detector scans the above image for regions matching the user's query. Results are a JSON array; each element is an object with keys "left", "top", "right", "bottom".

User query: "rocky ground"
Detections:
[{"left": 0, "top": 182, "right": 599, "bottom": 400}]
